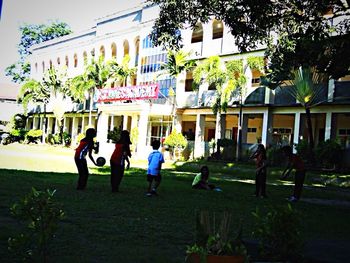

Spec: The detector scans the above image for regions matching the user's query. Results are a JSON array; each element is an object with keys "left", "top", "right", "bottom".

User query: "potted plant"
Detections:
[{"left": 185, "top": 211, "right": 248, "bottom": 263}]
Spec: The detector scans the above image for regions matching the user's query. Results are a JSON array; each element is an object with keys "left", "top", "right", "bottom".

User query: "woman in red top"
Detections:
[
  {"left": 110, "top": 130, "right": 132, "bottom": 192},
  {"left": 281, "top": 145, "right": 306, "bottom": 202},
  {"left": 250, "top": 144, "right": 268, "bottom": 198},
  {"left": 74, "top": 128, "right": 97, "bottom": 190}
]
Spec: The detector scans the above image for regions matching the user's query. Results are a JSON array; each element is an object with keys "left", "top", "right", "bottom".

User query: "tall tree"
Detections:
[
  {"left": 70, "top": 55, "right": 110, "bottom": 126},
  {"left": 18, "top": 79, "right": 50, "bottom": 143},
  {"left": 158, "top": 50, "right": 196, "bottom": 128},
  {"left": 150, "top": 0, "right": 350, "bottom": 81},
  {"left": 193, "top": 56, "right": 236, "bottom": 154},
  {"left": 6, "top": 22, "right": 72, "bottom": 83},
  {"left": 287, "top": 67, "right": 327, "bottom": 149},
  {"left": 108, "top": 55, "right": 137, "bottom": 87}
]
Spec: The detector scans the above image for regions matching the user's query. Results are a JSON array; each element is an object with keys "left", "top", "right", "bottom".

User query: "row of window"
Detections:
[
  {"left": 191, "top": 20, "right": 224, "bottom": 43},
  {"left": 33, "top": 38, "right": 141, "bottom": 74}
]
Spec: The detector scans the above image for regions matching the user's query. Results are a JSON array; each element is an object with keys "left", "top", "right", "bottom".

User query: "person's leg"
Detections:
[
  {"left": 76, "top": 159, "right": 88, "bottom": 190},
  {"left": 110, "top": 161, "right": 118, "bottom": 192},
  {"left": 146, "top": 175, "right": 153, "bottom": 195},
  {"left": 255, "top": 171, "right": 261, "bottom": 196},
  {"left": 261, "top": 169, "right": 267, "bottom": 197},
  {"left": 293, "top": 171, "right": 306, "bottom": 200},
  {"left": 114, "top": 165, "right": 125, "bottom": 192},
  {"left": 151, "top": 174, "right": 162, "bottom": 195}
]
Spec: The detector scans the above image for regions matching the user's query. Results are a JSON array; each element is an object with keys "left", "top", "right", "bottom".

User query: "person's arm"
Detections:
[
  {"left": 88, "top": 145, "right": 97, "bottom": 166},
  {"left": 256, "top": 159, "right": 268, "bottom": 173},
  {"left": 280, "top": 160, "right": 292, "bottom": 179},
  {"left": 125, "top": 155, "right": 130, "bottom": 169}
]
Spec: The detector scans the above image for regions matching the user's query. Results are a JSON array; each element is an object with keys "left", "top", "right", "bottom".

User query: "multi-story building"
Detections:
[{"left": 26, "top": 2, "right": 350, "bottom": 160}]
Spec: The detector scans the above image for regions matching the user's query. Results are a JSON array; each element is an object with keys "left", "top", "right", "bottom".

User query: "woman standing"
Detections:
[
  {"left": 74, "top": 128, "right": 97, "bottom": 190},
  {"left": 110, "top": 130, "right": 132, "bottom": 192},
  {"left": 250, "top": 144, "right": 268, "bottom": 198}
]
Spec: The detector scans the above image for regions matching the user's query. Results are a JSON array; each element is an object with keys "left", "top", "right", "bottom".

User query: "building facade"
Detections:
[{"left": 26, "top": 2, "right": 350, "bottom": 160}]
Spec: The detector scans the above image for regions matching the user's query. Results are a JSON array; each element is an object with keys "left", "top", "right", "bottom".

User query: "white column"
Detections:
[
  {"left": 97, "top": 112, "right": 109, "bottom": 143},
  {"left": 81, "top": 116, "right": 85, "bottom": 132},
  {"left": 63, "top": 117, "right": 67, "bottom": 133},
  {"left": 174, "top": 114, "right": 183, "bottom": 133},
  {"left": 293, "top": 112, "right": 301, "bottom": 152},
  {"left": 123, "top": 115, "right": 129, "bottom": 131},
  {"left": 194, "top": 114, "right": 205, "bottom": 158},
  {"left": 110, "top": 116, "right": 115, "bottom": 131},
  {"left": 47, "top": 117, "right": 51, "bottom": 134},
  {"left": 261, "top": 109, "right": 272, "bottom": 147},
  {"left": 32, "top": 117, "right": 38, "bottom": 130},
  {"left": 325, "top": 112, "right": 332, "bottom": 140},
  {"left": 137, "top": 107, "right": 150, "bottom": 158},
  {"left": 71, "top": 117, "right": 76, "bottom": 141},
  {"left": 328, "top": 79, "right": 335, "bottom": 102}
]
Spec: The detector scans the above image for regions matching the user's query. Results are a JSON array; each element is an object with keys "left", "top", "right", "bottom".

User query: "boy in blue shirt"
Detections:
[{"left": 146, "top": 140, "right": 164, "bottom": 197}]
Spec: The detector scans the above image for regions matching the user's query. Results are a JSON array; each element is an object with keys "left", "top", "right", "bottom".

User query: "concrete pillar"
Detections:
[
  {"left": 81, "top": 116, "right": 85, "bottom": 132},
  {"left": 137, "top": 107, "right": 150, "bottom": 158},
  {"left": 63, "top": 117, "right": 67, "bottom": 133},
  {"left": 109, "top": 116, "right": 115, "bottom": 131},
  {"left": 328, "top": 79, "right": 335, "bottom": 102},
  {"left": 194, "top": 114, "right": 205, "bottom": 158},
  {"left": 97, "top": 112, "right": 109, "bottom": 143},
  {"left": 325, "top": 112, "right": 332, "bottom": 140},
  {"left": 32, "top": 117, "right": 38, "bottom": 130},
  {"left": 293, "top": 112, "right": 301, "bottom": 152},
  {"left": 47, "top": 117, "right": 51, "bottom": 134},
  {"left": 174, "top": 114, "right": 183, "bottom": 133},
  {"left": 261, "top": 109, "right": 273, "bottom": 147},
  {"left": 71, "top": 117, "right": 76, "bottom": 141},
  {"left": 123, "top": 115, "right": 129, "bottom": 131},
  {"left": 241, "top": 114, "right": 249, "bottom": 144}
]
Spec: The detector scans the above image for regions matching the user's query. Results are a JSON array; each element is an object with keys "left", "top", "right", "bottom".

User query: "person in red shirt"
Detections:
[
  {"left": 110, "top": 130, "right": 132, "bottom": 192},
  {"left": 281, "top": 145, "right": 306, "bottom": 202},
  {"left": 249, "top": 144, "right": 268, "bottom": 198},
  {"left": 74, "top": 128, "right": 97, "bottom": 190}
]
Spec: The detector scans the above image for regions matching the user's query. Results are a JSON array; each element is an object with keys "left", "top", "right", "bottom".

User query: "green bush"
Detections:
[
  {"left": 266, "top": 146, "right": 284, "bottom": 167},
  {"left": 295, "top": 140, "right": 314, "bottom": 165},
  {"left": 252, "top": 204, "right": 304, "bottom": 261},
  {"left": 108, "top": 127, "right": 121, "bottom": 143},
  {"left": 62, "top": 132, "right": 71, "bottom": 146},
  {"left": 315, "top": 139, "right": 342, "bottom": 169},
  {"left": 8, "top": 188, "right": 65, "bottom": 262},
  {"left": 26, "top": 129, "right": 43, "bottom": 144},
  {"left": 164, "top": 130, "right": 188, "bottom": 160},
  {"left": 10, "top": 129, "right": 27, "bottom": 143}
]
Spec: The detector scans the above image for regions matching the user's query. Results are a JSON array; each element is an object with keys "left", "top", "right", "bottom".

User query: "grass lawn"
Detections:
[{"left": 0, "top": 144, "right": 350, "bottom": 262}]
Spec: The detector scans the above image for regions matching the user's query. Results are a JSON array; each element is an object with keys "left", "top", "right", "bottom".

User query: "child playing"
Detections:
[
  {"left": 249, "top": 144, "right": 268, "bottom": 198},
  {"left": 74, "top": 128, "right": 97, "bottom": 190},
  {"left": 280, "top": 145, "right": 306, "bottom": 202},
  {"left": 146, "top": 140, "right": 164, "bottom": 197},
  {"left": 192, "top": 166, "right": 215, "bottom": 190}
]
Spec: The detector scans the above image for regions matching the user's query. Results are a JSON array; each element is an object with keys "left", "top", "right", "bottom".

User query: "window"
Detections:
[
  {"left": 212, "top": 20, "right": 223, "bottom": 39},
  {"left": 65, "top": 56, "right": 69, "bottom": 67},
  {"left": 57, "top": 57, "right": 61, "bottom": 65},
  {"left": 100, "top": 46, "right": 105, "bottom": 59},
  {"left": 74, "top": 53, "right": 78, "bottom": 67},
  {"left": 111, "top": 43, "right": 117, "bottom": 58},
  {"left": 247, "top": 127, "right": 257, "bottom": 133},
  {"left": 83, "top": 51, "right": 87, "bottom": 64},
  {"left": 191, "top": 22, "right": 203, "bottom": 43},
  {"left": 49, "top": 60, "right": 53, "bottom": 69},
  {"left": 123, "top": 40, "right": 129, "bottom": 57},
  {"left": 185, "top": 71, "right": 196, "bottom": 92},
  {"left": 35, "top": 63, "right": 38, "bottom": 73}
]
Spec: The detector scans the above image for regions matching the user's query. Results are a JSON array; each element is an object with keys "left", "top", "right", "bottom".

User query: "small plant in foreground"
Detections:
[{"left": 8, "top": 188, "right": 65, "bottom": 262}]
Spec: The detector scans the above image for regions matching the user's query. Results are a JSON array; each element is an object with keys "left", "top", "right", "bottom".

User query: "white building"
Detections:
[{"left": 27, "top": 2, "right": 350, "bottom": 161}]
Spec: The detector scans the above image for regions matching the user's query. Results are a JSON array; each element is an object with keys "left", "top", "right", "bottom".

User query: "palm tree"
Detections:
[
  {"left": 18, "top": 79, "right": 50, "bottom": 143},
  {"left": 70, "top": 55, "right": 110, "bottom": 126},
  {"left": 158, "top": 50, "right": 196, "bottom": 128},
  {"left": 108, "top": 54, "right": 137, "bottom": 87},
  {"left": 193, "top": 56, "right": 234, "bottom": 155},
  {"left": 287, "top": 66, "right": 327, "bottom": 149},
  {"left": 42, "top": 67, "right": 69, "bottom": 144}
]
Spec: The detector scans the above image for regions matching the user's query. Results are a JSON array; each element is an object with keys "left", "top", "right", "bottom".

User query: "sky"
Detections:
[{"left": 0, "top": 0, "right": 142, "bottom": 84}]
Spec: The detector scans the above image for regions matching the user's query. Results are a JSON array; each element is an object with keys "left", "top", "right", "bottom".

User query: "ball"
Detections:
[{"left": 96, "top": 157, "right": 106, "bottom": 167}]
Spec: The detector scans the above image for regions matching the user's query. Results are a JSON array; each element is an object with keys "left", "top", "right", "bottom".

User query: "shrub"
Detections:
[
  {"left": 62, "top": 132, "right": 71, "bottom": 146},
  {"left": 266, "top": 146, "right": 284, "bottom": 167},
  {"left": 25, "top": 129, "right": 43, "bottom": 144},
  {"left": 108, "top": 127, "right": 121, "bottom": 143},
  {"left": 295, "top": 140, "right": 314, "bottom": 165},
  {"left": 8, "top": 188, "right": 65, "bottom": 262},
  {"left": 10, "top": 129, "right": 27, "bottom": 143},
  {"left": 252, "top": 204, "right": 304, "bottom": 261},
  {"left": 164, "top": 129, "right": 188, "bottom": 160},
  {"left": 315, "top": 139, "right": 342, "bottom": 169}
]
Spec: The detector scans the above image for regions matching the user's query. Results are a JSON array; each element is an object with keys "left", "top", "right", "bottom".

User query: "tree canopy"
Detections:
[
  {"left": 6, "top": 22, "right": 72, "bottom": 83},
  {"left": 150, "top": 0, "right": 350, "bottom": 83}
]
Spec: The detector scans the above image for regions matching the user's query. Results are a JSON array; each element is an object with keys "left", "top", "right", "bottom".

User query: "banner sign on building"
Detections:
[{"left": 96, "top": 84, "right": 159, "bottom": 102}]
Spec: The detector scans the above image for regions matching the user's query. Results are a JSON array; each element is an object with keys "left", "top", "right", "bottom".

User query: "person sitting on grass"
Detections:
[
  {"left": 146, "top": 140, "right": 164, "bottom": 197},
  {"left": 280, "top": 145, "right": 306, "bottom": 202},
  {"left": 192, "top": 166, "right": 216, "bottom": 190}
]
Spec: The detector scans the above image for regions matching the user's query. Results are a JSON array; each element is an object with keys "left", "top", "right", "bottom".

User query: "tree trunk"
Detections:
[
  {"left": 236, "top": 102, "right": 243, "bottom": 161},
  {"left": 215, "top": 111, "right": 222, "bottom": 155},
  {"left": 305, "top": 107, "right": 314, "bottom": 149},
  {"left": 42, "top": 104, "right": 47, "bottom": 144},
  {"left": 88, "top": 90, "right": 94, "bottom": 126}
]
